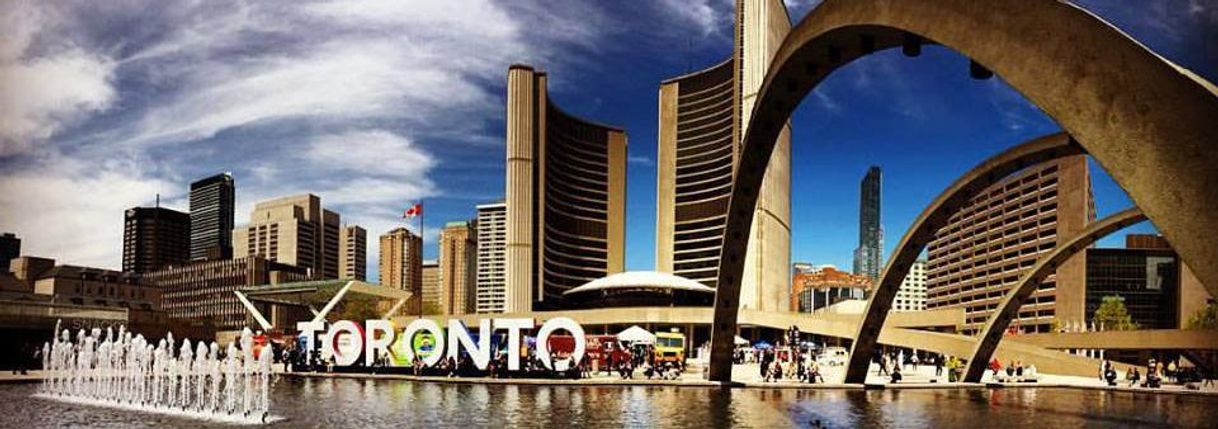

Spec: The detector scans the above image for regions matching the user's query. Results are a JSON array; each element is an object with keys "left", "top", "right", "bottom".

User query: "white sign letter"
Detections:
[
  {"left": 493, "top": 318, "right": 533, "bottom": 371},
  {"left": 364, "top": 320, "right": 395, "bottom": 367},
  {"left": 535, "top": 317, "right": 585, "bottom": 370},
  {"left": 296, "top": 320, "right": 325, "bottom": 356},
  {"left": 326, "top": 320, "right": 363, "bottom": 366},
  {"left": 402, "top": 318, "right": 445, "bottom": 367},
  {"left": 447, "top": 319, "right": 491, "bottom": 370}
]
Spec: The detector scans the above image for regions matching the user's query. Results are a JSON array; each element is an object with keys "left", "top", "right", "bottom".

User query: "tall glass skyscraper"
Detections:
[
  {"left": 853, "top": 166, "right": 883, "bottom": 280},
  {"left": 189, "top": 173, "right": 235, "bottom": 261}
]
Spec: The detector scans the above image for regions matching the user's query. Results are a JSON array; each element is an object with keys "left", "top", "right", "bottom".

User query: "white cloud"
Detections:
[
  {"left": 985, "top": 78, "right": 1044, "bottom": 132},
  {"left": 628, "top": 155, "right": 654, "bottom": 166},
  {"left": 0, "top": 4, "right": 117, "bottom": 156},
  {"left": 222, "top": 129, "right": 439, "bottom": 283},
  {"left": 811, "top": 87, "right": 841, "bottom": 112},
  {"left": 0, "top": 153, "right": 175, "bottom": 269},
  {"left": 0, "top": 0, "right": 607, "bottom": 274},
  {"left": 656, "top": 0, "right": 732, "bottom": 37},
  {"left": 306, "top": 130, "right": 434, "bottom": 178}
]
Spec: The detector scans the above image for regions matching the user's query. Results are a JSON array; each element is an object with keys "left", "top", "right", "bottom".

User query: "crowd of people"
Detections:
[
  {"left": 753, "top": 346, "right": 827, "bottom": 384},
  {"left": 735, "top": 342, "right": 972, "bottom": 384},
  {"left": 876, "top": 350, "right": 959, "bottom": 383},
  {"left": 278, "top": 338, "right": 688, "bottom": 381},
  {"left": 266, "top": 334, "right": 1218, "bottom": 391},
  {"left": 988, "top": 358, "right": 1039, "bottom": 383}
]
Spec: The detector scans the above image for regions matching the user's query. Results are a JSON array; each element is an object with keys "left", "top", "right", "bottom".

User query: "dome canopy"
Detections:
[{"left": 564, "top": 271, "right": 714, "bottom": 296}]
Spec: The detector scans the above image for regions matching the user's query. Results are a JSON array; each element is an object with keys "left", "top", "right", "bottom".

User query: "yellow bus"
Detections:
[{"left": 654, "top": 332, "right": 686, "bottom": 363}]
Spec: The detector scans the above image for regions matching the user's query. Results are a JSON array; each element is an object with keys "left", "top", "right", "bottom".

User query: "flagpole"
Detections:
[{"left": 418, "top": 198, "right": 424, "bottom": 319}]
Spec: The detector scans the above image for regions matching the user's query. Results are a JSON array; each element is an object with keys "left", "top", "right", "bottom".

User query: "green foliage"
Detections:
[
  {"left": 421, "top": 301, "right": 443, "bottom": 316},
  {"left": 330, "top": 294, "right": 381, "bottom": 322},
  {"left": 1093, "top": 295, "right": 1138, "bottom": 331},
  {"left": 1186, "top": 301, "right": 1218, "bottom": 330}
]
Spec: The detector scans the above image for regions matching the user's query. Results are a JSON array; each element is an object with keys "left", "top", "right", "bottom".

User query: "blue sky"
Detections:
[{"left": 0, "top": 0, "right": 1214, "bottom": 281}]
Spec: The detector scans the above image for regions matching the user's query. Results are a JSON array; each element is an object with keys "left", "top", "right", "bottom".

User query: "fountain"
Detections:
[{"left": 34, "top": 321, "right": 276, "bottom": 424}]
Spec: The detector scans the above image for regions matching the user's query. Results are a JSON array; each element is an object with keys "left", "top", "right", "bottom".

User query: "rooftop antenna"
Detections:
[{"left": 155, "top": 193, "right": 160, "bottom": 209}]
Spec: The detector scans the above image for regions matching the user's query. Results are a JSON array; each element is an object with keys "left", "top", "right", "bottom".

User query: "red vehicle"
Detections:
[{"left": 546, "top": 335, "right": 631, "bottom": 371}]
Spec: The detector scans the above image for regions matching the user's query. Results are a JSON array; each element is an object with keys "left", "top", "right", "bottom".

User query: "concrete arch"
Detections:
[
  {"left": 840, "top": 132, "right": 1083, "bottom": 383},
  {"left": 963, "top": 208, "right": 1148, "bottom": 382},
  {"left": 708, "top": 0, "right": 1218, "bottom": 382}
]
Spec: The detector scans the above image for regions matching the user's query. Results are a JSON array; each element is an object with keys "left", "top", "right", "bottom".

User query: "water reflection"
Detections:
[{"left": 6, "top": 380, "right": 1218, "bottom": 428}]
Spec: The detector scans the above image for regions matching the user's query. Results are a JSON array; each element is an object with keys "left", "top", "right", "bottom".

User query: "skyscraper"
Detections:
[
  {"left": 504, "top": 65, "right": 627, "bottom": 312},
  {"left": 926, "top": 155, "right": 1094, "bottom": 333},
  {"left": 338, "top": 225, "right": 367, "bottom": 280},
  {"left": 654, "top": 0, "right": 792, "bottom": 312},
  {"left": 189, "top": 173, "right": 235, "bottom": 261},
  {"left": 0, "top": 233, "right": 20, "bottom": 270},
  {"left": 320, "top": 209, "right": 341, "bottom": 279},
  {"left": 475, "top": 202, "right": 507, "bottom": 313},
  {"left": 853, "top": 166, "right": 883, "bottom": 280},
  {"left": 380, "top": 227, "right": 422, "bottom": 313},
  {"left": 122, "top": 207, "right": 191, "bottom": 274},
  {"left": 232, "top": 194, "right": 341, "bottom": 279},
  {"left": 439, "top": 221, "right": 477, "bottom": 315},
  {"left": 894, "top": 260, "right": 927, "bottom": 312},
  {"left": 421, "top": 259, "right": 440, "bottom": 315}
]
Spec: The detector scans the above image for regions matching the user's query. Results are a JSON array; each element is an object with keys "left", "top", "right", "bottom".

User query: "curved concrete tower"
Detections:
[{"left": 656, "top": 0, "right": 791, "bottom": 312}]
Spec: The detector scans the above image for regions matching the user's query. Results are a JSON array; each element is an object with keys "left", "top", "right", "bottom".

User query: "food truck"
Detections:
[{"left": 653, "top": 332, "right": 686, "bottom": 364}]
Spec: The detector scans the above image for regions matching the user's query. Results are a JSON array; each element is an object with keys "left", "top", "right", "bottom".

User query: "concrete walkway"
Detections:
[{"left": 0, "top": 371, "right": 45, "bottom": 384}]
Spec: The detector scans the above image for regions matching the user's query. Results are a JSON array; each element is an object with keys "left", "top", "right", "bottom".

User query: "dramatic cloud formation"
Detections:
[
  {"left": 657, "top": 0, "right": 732, "bottom": 37},
  {"left": 0, "top": 4, "right": 116, "bottom": 156},
  {"left": 0, "top": 0, "right": 1209, "bottom": 275},
  {"left": 0, "top": 0, "right": 612, "bottom": 271}
]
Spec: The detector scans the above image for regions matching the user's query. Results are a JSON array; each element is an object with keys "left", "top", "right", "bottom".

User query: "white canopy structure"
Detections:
[
  {"left": 617, "top": 325, "right": 656, "bottom": 344},
  {"left": 734, "top": 335, "right": 749, "bottom": 346},
  {"left": 564, "top": 271, "right": 716, "bottom": 295}
]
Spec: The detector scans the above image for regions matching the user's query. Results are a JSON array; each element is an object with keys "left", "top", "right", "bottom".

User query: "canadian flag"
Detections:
[{"left": 402, "top": 203, "right": 422, "bottom": 219}]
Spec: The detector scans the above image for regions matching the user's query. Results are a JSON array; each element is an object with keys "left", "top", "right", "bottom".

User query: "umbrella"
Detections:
[
  {"left": 734, "top": 336, "right": 749, "bottom": 346},
  {"left": 617, "top": 325, "right": 656, "bottom": 344},
  {"left": 753, "top": 341, "right": 773, "bottom": 349}
]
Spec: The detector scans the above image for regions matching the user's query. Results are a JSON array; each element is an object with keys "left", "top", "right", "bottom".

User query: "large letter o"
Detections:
[
  {"left": 327, "top": 320, "right": 363, "bottom": 366},
  {"left": 401, "top": 318, "right": 445, "bottom": 367},
  {"left": 535, "top": 317, "right": 585, "bottom": 370}
]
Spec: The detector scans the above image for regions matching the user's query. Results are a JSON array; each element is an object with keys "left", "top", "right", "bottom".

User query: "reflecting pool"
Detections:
[{"left": 7, "top": 378, "right": 1218, "bottom": 428}]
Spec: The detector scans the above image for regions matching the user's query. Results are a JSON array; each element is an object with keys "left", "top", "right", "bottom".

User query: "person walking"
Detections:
[
  {"left": 946, "top": 356, "right": 955, "bottom": 382},
  {"left": 760, "top": 352, "right": 771, "bottom": 380},
  {"left": 935, "top": 354, "right": 944, "bottom": 377}
]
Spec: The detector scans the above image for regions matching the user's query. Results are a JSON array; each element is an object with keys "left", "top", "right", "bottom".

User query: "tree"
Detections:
[
  {"left": 421, "top": 301, "right": 443, "bottom": 316},
  {"left": 1093, "top": 295, "right": 1138, "bottom": 331},
  {"left": 1187, "top": 300, "right": 1218, "bottom": 330},
  {"left": 330, "top": 295, "right": 381, "bottom": 322}
]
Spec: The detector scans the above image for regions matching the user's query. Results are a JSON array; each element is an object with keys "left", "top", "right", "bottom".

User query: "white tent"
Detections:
[
  {"left": 734, "top": 336, "right": 749, "bottom": 346},
  {"left": 617, "top": 325, "right": 656, "bottom": 344}
]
